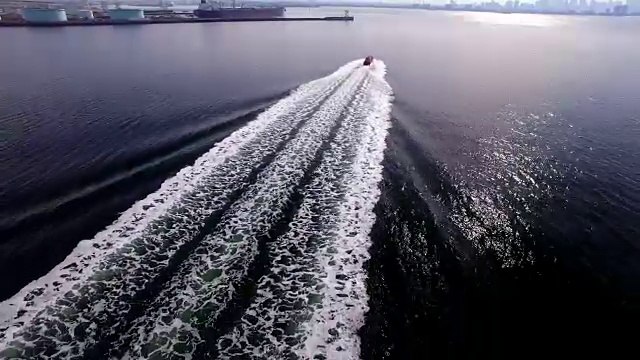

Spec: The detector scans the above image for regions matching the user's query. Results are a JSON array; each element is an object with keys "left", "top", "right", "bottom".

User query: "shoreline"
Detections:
[{"left": 0, "top": 16, "right": 354, "bottom": 27}]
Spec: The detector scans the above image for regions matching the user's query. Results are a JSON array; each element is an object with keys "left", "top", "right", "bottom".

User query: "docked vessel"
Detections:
[{"left": 194, "top": 0, "right": 285, "bottom": 19}]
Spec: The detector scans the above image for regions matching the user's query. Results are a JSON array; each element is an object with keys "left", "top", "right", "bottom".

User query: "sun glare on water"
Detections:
[{"left": 458, "top": 12, "right": 565, "bottom": 27}]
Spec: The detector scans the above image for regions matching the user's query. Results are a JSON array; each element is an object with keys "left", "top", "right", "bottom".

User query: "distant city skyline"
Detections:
[{"left": 291, "top": 0, "right": 640, "bottom": 14}]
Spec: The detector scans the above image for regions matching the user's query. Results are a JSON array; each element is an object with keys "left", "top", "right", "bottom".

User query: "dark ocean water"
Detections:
[{"left": 1, "top": 7, "right": 639, "bottom": 359}]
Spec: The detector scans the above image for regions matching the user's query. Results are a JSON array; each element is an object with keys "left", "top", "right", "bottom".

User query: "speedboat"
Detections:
[{"left": 363, "top": 55, "right": 374, "bottom": 66}]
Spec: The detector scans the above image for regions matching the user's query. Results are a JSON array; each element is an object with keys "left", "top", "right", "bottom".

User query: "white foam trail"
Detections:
[
  {"left": 215, "top": 62, "right": 393, "bottom": 359},
  {"left": 0, "top": 60, "right": 362, "bottom": 357},
  {"left": 118, "top": 67, "right": 370, "bottom": 360},
  {"left": 216, "top": 72, "right": 375, "bottom": 359},
  {"left": 300, "top": 61, "right": 392, "bottom": 359}
]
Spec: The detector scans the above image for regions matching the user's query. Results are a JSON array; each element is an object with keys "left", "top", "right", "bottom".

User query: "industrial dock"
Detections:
[
  {"left": 0, "top": 16, "right": 354, "bottom": 27},
  {"left": 0, "top": 3, "right": 354, "bottom": 27}
]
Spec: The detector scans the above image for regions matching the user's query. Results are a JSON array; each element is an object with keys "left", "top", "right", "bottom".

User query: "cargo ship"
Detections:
[{"left": 194, "top": 0, "right": 285, "bottom": 19}]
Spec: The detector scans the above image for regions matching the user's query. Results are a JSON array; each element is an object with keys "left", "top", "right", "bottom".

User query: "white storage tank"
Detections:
[
  {"left": 108, "top": 9, "right": 144, "bottom": 20},
  {"left": 21, "top": 9, "right": 67, "bottom": 22}
]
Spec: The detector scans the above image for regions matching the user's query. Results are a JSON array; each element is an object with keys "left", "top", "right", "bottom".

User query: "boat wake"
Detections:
[{"left": 0, "top": 59, "right": 393, "bottom": 359}]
